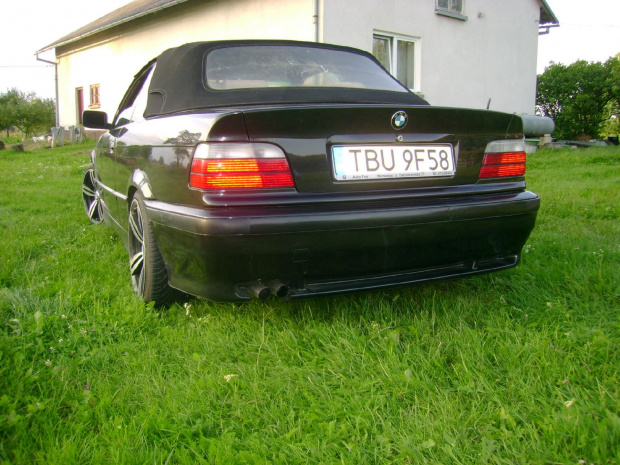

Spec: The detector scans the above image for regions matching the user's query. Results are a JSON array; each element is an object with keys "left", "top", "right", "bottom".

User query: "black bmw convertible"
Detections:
[{"left": 82, "top": 40, "right": 539, "bottom": 304}]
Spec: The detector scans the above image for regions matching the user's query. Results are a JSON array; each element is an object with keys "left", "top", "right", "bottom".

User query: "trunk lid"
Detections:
[{"left": 240, "top": 105, "right": 522, "bottom": 194}]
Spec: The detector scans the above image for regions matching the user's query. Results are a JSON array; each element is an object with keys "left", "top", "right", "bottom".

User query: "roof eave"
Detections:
[
  {"left": 539, "top": 0, "right": 559, "bottom": 26},
  {"left": 36, "top": 0, "right": 191, "bottom": 55}
]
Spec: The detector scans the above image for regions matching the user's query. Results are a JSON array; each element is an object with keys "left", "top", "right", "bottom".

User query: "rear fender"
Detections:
[
  {"left": 113, "top": 169, "right": 155, "bottom": 250},
  {"left": 128, "top": 169, "right": 155, "bottom": 201}
]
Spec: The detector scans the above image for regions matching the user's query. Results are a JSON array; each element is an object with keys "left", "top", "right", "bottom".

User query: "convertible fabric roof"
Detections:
[{"left": 143, "top": 40, "right": 429, "bottom": 117}]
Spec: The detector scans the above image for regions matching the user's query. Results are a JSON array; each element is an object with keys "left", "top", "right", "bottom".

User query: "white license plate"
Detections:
[{"left": 332, "top": 144, "right": 455, "bottom": 181}]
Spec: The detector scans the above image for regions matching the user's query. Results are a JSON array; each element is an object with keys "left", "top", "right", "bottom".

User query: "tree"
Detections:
[
  {"left": 0, "top": 89, "right": 22, "bottom": 137},
  {"left": 21, "top": 97, "right": 55, "bottom": 137},
  {"left": 600, "top": 54, "right": 620, "bottom": 138},
  {"left": 536, "top": 57, "right": 619, "bottom": 140},
  {"left": 0, "top": 88, "right": 56, "bottom": 138}
]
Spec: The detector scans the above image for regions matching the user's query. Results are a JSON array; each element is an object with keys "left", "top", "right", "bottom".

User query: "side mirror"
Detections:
[{"left": 83, "top": 110, "right": 112, "bottom": 130}]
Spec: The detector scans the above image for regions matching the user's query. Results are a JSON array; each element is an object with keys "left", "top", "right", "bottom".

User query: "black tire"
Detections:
[
  {"left": 82, "top": 165, "right": 103, "bottom": 224},
  {"left": 128, "top": 191, "right": 175, "bottom": 306}
]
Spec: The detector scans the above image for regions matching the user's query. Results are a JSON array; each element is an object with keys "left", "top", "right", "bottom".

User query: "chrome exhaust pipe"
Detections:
[
  {"left": 248, "top": 283, "right": 270, "bottom": 300},
  {"left": 265, "top": 280, "right": 289, "bottom": 298}
]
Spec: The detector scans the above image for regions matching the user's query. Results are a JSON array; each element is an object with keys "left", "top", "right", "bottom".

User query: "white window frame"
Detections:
[
  {"left": 435, "top": 0, "right": 467, "bottom": 21},
  {"left": 372, "top": 31, "right": 421, "bottom": 93}
]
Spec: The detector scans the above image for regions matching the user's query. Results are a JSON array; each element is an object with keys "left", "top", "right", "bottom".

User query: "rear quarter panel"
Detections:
[{"left": 107, "top": 114, "right": 223, "bottom": 218}]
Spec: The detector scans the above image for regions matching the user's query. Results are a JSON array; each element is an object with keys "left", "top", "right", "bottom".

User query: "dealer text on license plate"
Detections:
[{"left": 332, "top": 144, "right": 455, "bottom": 181}]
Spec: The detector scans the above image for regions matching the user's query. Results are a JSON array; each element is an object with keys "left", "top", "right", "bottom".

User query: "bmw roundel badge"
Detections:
[{"left": 391, "top": 111, "right": 408, "bottom": 130}]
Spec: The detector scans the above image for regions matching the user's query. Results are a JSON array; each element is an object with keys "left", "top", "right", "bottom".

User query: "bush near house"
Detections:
[
  {"left": 537, "top": 55, "right": 620, "bottom": 140},
  {"left": 0, "top": 143, "right": 618, "bottom": 464}
]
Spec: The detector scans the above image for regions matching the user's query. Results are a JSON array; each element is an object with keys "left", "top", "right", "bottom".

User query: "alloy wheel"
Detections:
[
  {"left": 128, "top": 197, "right": 145, "bottom": 296},
  {"left": 82, "top": 167, "right": 103, "bottom": 224}
]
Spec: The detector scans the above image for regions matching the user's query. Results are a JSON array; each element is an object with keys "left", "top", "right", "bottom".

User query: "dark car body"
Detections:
[{"left": 82, "top": 40, "right": 539, "bottom": 304}]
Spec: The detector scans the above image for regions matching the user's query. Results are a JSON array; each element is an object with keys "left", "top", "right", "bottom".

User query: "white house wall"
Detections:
[
  {"left": 56, "top": 0, "right": 542, "bottom": 125},
  {"left": 56, "top": 0, "right": 315, "bottom": 126},
  {"left": 322, "top": 0, "right": 541, "bottom": 114}
]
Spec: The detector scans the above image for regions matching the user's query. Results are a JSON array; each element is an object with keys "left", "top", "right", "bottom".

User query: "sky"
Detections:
[
  {"left": 0, "top": 0, "right": 618, "bottom": 100},
  {"left": 0, "top": 0, "right": 131, "bottom": 100},
  {"left": 536, "top": 0, "right": 619, "bottom": 72}
]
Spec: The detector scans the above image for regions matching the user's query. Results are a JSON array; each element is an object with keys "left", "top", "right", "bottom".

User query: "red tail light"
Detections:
[
  {"left": 479, "top": 140, "right": 527, "bottom": 179},
  {"left": 190, "top": 143, "right": 295, "bottom": 190}
]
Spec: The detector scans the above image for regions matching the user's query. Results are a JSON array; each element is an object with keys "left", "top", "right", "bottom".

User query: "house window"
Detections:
[
  {"left": 89, "top": 84, "right": 100, "bottom": 109},
  {"left": 436, "top": 0, "right": 467, "bottom": 20},
  {"left": 372, "top": 33, "right": 419, "bottom": 92}
]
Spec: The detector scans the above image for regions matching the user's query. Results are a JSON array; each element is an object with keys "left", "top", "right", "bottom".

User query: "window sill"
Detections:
[{"left": 435, "top": 9, "right": 468, "bottom": 21}]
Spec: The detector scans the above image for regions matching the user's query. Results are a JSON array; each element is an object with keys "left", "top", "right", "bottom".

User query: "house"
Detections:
[{"left": 36, "top": 0, "right": 558, "bottom": 127}]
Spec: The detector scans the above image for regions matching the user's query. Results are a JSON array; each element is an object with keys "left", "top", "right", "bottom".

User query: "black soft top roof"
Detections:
[{"left": 144, "top": 40, "right": 428, "bottom": 117}]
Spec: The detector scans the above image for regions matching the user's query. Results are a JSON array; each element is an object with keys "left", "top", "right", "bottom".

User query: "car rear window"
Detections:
[{"left": 205, "top": 45, "right": 408, "bottom": 93}]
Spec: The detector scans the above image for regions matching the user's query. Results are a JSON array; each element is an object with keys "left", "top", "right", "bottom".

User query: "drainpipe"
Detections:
[
  {"left": 313, "top": 0, "right": 319, "bottom": 42},
  {"left": 35, "top": 53, "right": 59, "bottom": 128}
]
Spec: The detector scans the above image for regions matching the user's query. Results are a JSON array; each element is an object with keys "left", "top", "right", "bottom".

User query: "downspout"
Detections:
[
  {"left": 313, "top": 0, "right": 319, "bottom": 42},
  {"left": 35, "top": 53, "right": 59, "bottom": 128}
]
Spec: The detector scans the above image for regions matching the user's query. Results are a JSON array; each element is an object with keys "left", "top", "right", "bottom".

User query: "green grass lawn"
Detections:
[{"left": 1, "top": 142, "right": 618, "bottom": 464}]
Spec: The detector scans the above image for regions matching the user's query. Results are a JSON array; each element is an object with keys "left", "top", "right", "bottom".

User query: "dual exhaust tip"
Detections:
[{"left": 247, "top": 280, "right": 289, "bottom": 300}]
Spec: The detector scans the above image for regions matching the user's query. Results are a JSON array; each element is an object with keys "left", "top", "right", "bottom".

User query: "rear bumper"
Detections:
[{"left": 146, "top": 191, "right": 539, "bottom": 301}]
